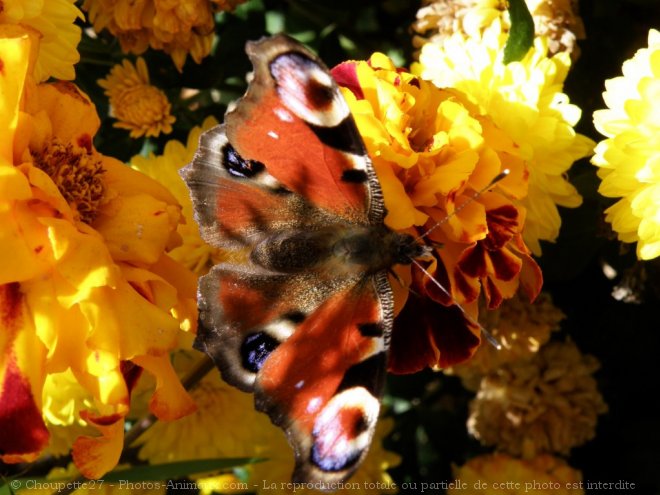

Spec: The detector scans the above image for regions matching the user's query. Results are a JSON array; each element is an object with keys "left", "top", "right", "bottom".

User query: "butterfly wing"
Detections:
[
  {"left": 226, "top": 34, "right": 385, "bottom": 225},
  {"left": 183, "top": 34, "right": 393, "bottom": 484},
  {"left": 182, "top": 125, "right": 331, "bottom": 251},
  {"left": 256, "top": 271, "right": 392, "bottom": 484},
  {"left": 198, "top": 263, "right": 393, "bottom": 482}
]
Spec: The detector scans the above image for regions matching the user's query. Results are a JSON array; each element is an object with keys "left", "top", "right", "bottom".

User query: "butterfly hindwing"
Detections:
[
  {"left": 255, "top": 271, "right": 392, "bottom": 483},
  {"left": 195, "top": 262, "right": 362, "bottom": 392}
]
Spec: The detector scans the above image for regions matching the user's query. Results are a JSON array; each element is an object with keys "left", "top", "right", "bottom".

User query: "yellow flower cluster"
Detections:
[
  {"left": 333, "top": 51, "right": 542, "bottom": 372},
  {"left": 592, "top": 29, "right": 660, "bottom": 260},
  {"left": 82, "top": 0, "right": 247, "bottom": 71},
  {"left": 467, "top": 340, "right": 607, "bottom": 458},
  {"left": 98, "top": 57, "right": 176, "bottom": 138},
  {"left": 0, "top": 30, "right": 197, "bottom": 477},
  {"left": 449, "top": 292, "right": 565, "bottom": 390},
  {"left": 415, "top": 18, "right": 594, "bottom": 255}
]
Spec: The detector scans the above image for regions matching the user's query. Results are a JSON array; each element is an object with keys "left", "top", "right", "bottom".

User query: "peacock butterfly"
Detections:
[{"left": 181, "top": 34, "right": 430, "bottom": 485}]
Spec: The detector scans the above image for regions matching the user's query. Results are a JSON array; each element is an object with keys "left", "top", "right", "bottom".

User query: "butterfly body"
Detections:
[
  {"left": 251, "top": 224, "right": 422, "bottom": 276},
  {"left": 182, "top": 34, "right": 422, "bottom": 485}
]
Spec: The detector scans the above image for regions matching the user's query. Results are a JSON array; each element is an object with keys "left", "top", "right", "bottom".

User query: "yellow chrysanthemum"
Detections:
[
  {"left": 467, "top": 340, "right": 607, "bottom": 458},
  {"left": 449, "top": 292, "right": 564, "bottom": 390},
  {"left": 0, "top": 0, "right": 82, "bottom": 81},
  {"left": 592, "top": 29, "right": 660, "bottom": 260},
  {"left": 131, "top": 116, "right": 225, "bottom": 274},
  {"left": 0, "top": 31, "right": 197, "bottom": 476},
  {"left": 450, "top": 453, "right": 584, "bottom": 495},
  {"left": 98, "top": 58, "right": 176, "bottom": 138},
  {"left": 415, "top": 19, "right": 594, "bottom": 255},
  {"left": 137, "top": 352, "right": 399, "bottom": 494},
  {"left": 82, "top": 0, "right": 247, "bottom": 72},
  {"left": 413, "top": 0, "right": 585, "bottom": 60},
  {"left": 333, "top": 52, "right": 542, "bottom": 373}
]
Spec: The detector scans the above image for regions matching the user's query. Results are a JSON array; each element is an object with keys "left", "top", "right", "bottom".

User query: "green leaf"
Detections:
[
  {"left": 503, "top": 0, "right": 534, "bottom": 63},
  {"left": 100, "top": 457, "right": 265, "bottom": 482}
]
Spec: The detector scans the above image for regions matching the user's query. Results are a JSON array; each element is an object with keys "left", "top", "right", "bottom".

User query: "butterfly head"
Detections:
[{"left": 390, "top": 232, "right": 433, "bottom": 265}]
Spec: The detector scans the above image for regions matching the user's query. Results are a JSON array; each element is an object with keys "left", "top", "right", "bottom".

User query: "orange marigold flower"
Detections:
[
  {"left": 98, "top": 57, "right": 176, "bottom": 138},
  {"left": 449, "top": 292, "right": 564, "bottom": 390},
  {"left": 82, "top": 0, "right": 247, "bottom": 72},
  {"left": 467, "top": 340, "right": 607, "bottom": 458},
  {"left": 332, "top": 54, "right": 542, "bottom": 373},
  {"left": 0, "top": 31, "right": 196, "bottom": 475}
]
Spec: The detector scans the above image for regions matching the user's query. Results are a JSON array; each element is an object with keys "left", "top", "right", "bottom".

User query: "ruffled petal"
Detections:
[
  {"left": 72, "top": 411, "right": 125, "bottom": 478},
  {"left": 132, "top": 354, "right": 196, "bottom": 420}
]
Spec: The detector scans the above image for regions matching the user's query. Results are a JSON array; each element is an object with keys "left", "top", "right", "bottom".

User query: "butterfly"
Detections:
[{"left": 181, "top": 34, "right": 429, "bottom": 484}]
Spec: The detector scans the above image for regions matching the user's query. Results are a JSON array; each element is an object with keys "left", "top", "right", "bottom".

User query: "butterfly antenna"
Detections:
[
  {"left": 415, "top": 169, "right": 510, "bottom": 242},
  {"left": 411, "top": 258, "right": 502, "bottom": 350}
]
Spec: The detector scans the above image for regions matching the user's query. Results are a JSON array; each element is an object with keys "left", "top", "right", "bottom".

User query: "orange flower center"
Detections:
[
  {"left": 113, "top": 85, "right": 171, "bottom": 129},
  {"left": 33, "top": 139, "right": 105, "bottom": 224}
]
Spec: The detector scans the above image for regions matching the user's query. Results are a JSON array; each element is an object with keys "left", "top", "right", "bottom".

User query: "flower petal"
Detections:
[
  {"left": 389, "top": 295, "right": 480, "bottom": 373},
  {"left": 132, "top": 354, "right": 196, "bottom": 421},
  {"left": 0, "top": 283, "right": 49, "bottom": 463},
  {"left": 72, "top": 411, "right": 124, "bottom": 479}
]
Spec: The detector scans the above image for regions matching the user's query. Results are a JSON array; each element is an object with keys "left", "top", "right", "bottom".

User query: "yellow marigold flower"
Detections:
[
  {"left": 592, "top": 29, "right": 660, "bottom": 260},
  {"left": 449, "top": 292, "right": 564, "bottom": 390},
  {"left": 450, "top": 453, "right": 584, "bottom": 495},
  {"left": 0, "top": 0, "right": 82, "bottom": 81},
  {"left": 131, "top": 116, "right": 225, "bottom": 274},
  {"left": 98, "top": 57, "right": 176, "bottom": 138},
  {"left": 82, "top": 0, "right": 247, "bottom": 72},
  {"left": 413, "top": 0, "right": 585, "bottom": 60},
  {"left": 467, "top": 340, "right": 607, "bottom": 458},
  {"left": 137, "top": 353, "right": 399, "bottom": 494},
  {"left": 0, "top": 32, "right": 197, "bottom": 475},
  {"left": 332, "top": 53, "right": 542, "bottom": 373},
  {"left": 415, "top": 19, "right": 594, "bottom": 255}
]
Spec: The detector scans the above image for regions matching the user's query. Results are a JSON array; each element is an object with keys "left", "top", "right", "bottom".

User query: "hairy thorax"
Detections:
[{"left": 250, "top": 224, "right": 425, "bottom": 276}]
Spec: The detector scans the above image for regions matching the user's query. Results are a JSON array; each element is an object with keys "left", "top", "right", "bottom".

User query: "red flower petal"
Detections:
[
  {"left": 0, "top": 360, "right": 49, "bottom": 462},
  {"left": 120, "top": 360, "right": 143, "bottom": 395},
  {"left": 0, "top": 283, "right": 49, "bottom": 463},
  {"left": 388, "top": 294, "right": 480, "bottom": 374},
  {"left": 519, "top": 251, "right": 544, "bottom": 302},
  {"left": 457, "top": 242, "right": 487, "bottom": 278},
  {"left": 489, "top": 247, "right": 522, "bottom": 282},
  {"left": 484, "top": 205, "right": 518, "bottom": 249},
  {"left": 331, "top": 61, "right": 364, "bottom": 100}
]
